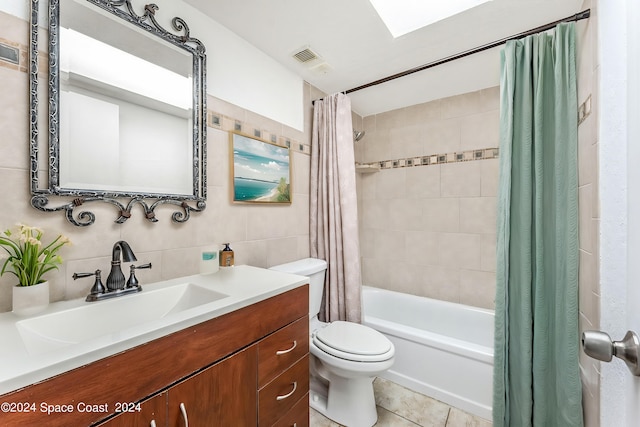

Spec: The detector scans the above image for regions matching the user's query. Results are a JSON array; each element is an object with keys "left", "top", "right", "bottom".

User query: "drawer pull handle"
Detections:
[
  {"left": 276, "top": 381, "right": 297, "bottom": 401},
  {"left": 179, "top": 402, "right": 189, "bottom": 427},
  {"left": 276, "top": 340, "right": 297, "bottom": 355},
  {"left": 150, "top": 421, "right": 156, "bottom": 427}
]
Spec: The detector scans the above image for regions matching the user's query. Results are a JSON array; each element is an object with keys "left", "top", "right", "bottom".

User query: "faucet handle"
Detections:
[
  {"left": 134, "top": 263, "right": 152, "bottom": 270},
  {"left": 126, "top": 263, "right": 152, "bottom": 289},
  {"left": 73, "top": 269, "right": 106, "bottom": 297}
]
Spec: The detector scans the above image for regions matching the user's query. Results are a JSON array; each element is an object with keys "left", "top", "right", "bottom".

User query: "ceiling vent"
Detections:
[
  {"left": 292, "top": 46, "right": 322, "bottom": 65},
  {"left": 291, "top": 46, "right": 323, "bottom": 68},
  {"left": 291, "top": 46, "right": 331, "bottom": 73}
]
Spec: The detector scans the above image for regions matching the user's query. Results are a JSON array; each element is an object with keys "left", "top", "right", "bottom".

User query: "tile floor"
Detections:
[{"left": 310, "top": 378, "right": 492, "bottom": 427}]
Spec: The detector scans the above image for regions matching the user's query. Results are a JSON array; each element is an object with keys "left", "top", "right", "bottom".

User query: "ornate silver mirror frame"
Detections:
[{"left": 29, "top": 0, "right": 207, "bottom": 226}]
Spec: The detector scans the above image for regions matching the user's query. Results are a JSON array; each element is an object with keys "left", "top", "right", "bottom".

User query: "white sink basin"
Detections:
[{"left": 16, "top": 283, "right": 228, "bottom": 355}]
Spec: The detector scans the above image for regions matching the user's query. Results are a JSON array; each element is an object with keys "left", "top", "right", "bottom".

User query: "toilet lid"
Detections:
[{"left": 313, "top": 321, "right": 393, "bottom": 361}]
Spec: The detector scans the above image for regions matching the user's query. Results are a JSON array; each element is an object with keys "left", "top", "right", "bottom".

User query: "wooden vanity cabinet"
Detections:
[
  {"left": 97, "top": 393, "right": 167, "bottom": 427},
  {"left": 272, "top": 393, "right": 310, "bottom": 427},
  {"left": 257, "top": 316, "right": 310, "bottom": 426},
  {"left": 99, "top": 346, "right": 258, "bottom": 427},
  {"left": 0, "top": 285, "right": 309, "bottom": 427},
  {"left": 166, "top": 345, "right": 257, "bottom": 426}
]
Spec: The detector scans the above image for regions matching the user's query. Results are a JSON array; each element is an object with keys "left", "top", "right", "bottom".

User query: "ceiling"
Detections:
[{"left": 183, "top": 0, "right": 585, "bottom": 116}]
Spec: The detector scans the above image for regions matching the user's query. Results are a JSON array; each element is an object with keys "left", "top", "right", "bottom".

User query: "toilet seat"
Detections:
[{"left": 312, "top": 321, "right": 394, "bottom": 362}]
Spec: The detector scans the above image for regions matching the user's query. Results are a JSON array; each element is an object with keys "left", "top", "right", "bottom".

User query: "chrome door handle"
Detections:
[
  {"left": 276, "top": 381, "right": 297, "bottom": 401},
  {"left": 582, "top": 330, "right": 640, "bottom": 376},
  {"left": 179, "top": 402, "right": 189, "bottom": 427},
  {"left": 276, "top": 340, "right": 297, "bottom": 355}
]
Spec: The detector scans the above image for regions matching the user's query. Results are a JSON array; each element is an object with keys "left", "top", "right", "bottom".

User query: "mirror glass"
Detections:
[{"left": 30, "top": 0, "right": 207, "bottom": 226}]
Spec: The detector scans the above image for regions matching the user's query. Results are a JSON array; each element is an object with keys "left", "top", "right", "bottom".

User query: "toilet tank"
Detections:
[{"left": 269, "top": 258, "right": 327, "bottom": 318}]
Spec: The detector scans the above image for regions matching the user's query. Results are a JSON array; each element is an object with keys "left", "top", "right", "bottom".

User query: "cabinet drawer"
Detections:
[
  {"left": 259, "top": 355, "right": 309, "bottom": 426},
  {"left": 258, "top": 316, "right": 309, "bottom": 387},
  {"left": 272, "top": 393, "right": 309, "bottom": 427}
]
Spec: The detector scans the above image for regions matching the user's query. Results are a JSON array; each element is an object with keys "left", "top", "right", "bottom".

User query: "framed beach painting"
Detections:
[{"left": 230, "top": 132, "right": 292, "bottom": 204}]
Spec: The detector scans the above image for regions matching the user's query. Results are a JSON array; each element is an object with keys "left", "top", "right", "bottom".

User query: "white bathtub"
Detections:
[{"left": 362, "top": 286, "right": 494, "bottom": 420}]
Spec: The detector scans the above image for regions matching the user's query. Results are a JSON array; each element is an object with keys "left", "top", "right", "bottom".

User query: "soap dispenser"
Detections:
[{"left": 220, "top": 243, "right": 234, "bottom": 267}]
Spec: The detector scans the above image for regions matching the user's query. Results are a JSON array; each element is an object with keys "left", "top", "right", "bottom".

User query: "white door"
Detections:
[
  {"left": 625, "top": 0, "right": 640, "bottom": 424},
  {"left": 599, "top": 1, "right": 640, "bottom": 426}
]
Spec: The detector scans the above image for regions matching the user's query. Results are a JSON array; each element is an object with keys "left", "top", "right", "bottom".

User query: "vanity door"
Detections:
[
  {"left": 97, "top": 393, "right": 166, "bottom": 427},
  {"left": 100, "top": 393, "right": 167, "bottom": 427},
  {"left": 167, "top": 345, "right": 257, "bottom": 426}
]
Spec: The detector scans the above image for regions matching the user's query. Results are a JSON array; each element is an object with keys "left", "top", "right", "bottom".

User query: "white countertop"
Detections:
[{"left": 0, "top": 265, "right": 307, "bottom": 395}]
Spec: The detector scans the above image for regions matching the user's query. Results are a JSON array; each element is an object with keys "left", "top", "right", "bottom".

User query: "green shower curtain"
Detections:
[{"left": 493, "top": 23, "right": 583, "bottom": 427}]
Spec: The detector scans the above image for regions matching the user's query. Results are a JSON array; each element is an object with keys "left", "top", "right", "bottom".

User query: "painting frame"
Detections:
[{"left": 230, "top": 131, "right": 292, "bottom": 204}]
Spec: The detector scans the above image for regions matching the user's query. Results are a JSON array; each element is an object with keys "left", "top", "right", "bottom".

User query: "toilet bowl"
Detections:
[{"left": 270, "top": 258, "right": 394, "bottom": 427}]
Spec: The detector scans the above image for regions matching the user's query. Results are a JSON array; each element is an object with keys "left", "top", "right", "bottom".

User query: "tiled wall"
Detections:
[
  {"left": 356, "top": 88, "right": 500, "bottom": 310},
  {"left": 575, "top": 0, "right": 600, "bottom": 425},
  {"left": 0, "top": 11, "right": 314, "bottom": 313}
]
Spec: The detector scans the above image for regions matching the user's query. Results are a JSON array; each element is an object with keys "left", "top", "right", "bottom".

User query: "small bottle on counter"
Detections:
[
  {"left": 219, "top": 243, "right": 234, "bottom": 267},
  {"left": 200, "top": 245, "right": 220, "bottom": 274}
]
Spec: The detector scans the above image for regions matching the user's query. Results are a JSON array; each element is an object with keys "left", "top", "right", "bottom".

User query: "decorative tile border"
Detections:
[
  {"left": 207, "top": 110, "right": 310, "bottom": 155},
  {"left": 0, "top": 38, "right": 28, "bottom": 73},
  {"left": 365, "top": 147, "right": 499, "bottom": 170}
]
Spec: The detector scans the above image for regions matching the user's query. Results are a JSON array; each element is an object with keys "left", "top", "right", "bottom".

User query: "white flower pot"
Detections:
[{"left": 12, "top": 281, "right": 50, "bottom": 316}]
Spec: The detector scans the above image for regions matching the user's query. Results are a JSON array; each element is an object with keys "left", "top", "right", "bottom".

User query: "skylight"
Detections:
[{"left": 369, "top": 0, "right": 493, "bottom": 38}]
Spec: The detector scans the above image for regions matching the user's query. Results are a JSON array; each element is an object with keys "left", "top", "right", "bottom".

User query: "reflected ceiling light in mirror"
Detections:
[
  {"left": 60, "top": 28, "right": 191, "bottom": 110},
  {"left": 369, "top": 0, "right": 493, "bottom": 38}
]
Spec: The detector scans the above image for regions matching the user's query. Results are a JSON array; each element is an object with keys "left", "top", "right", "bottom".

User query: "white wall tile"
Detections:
[
  {"left": 266, "top": 237, "right": 299, "bottom": 267},
  {"left": 389, "top": 199, "right": 423, "bottom": 231},
  {"left": 405, "top": 164, "right": 441, "bottom": 198},
  {"left": 441, "top": 162, "right": 482, "bottom": 197},
  {"left": 460, "top": 109, "right": 500, "bottom": 151},
  {"left": 422, "top": 118, "right": 462, "bottom": 154},
  {"left": 389, "top": 125, "right": 423, "bottom": 159},
  {"left": 421, "top": 265, "right": 461, "bottom": 303},
  {"left": 0, "top": 68, "right": 29, "bottom": 170},
  {"left": 362, "top": 198, "right": 391, "bottom": 230},
  {"left": 459, "top": 269, "right": 496, "bottom": 309},
  {"left": 405, "top": 231, "right": 440, "bottom": 266},
  {"left": 480, "top": 233, "right": 497, "bottom": 272},
  {"left": 480, "top": 158, "right": 500, "bottom": 197},
  {"left": 361, "top": 257, "right": 391, "bottom": 288},
  {"left": 358, "top": 90, "right": 500, "bottom": 310},
  {"left": 375, "top": 168, "right": 407, "bottom": 199},
  {"left": 459, "top": 197, "right": 497, "bottom": 234},
  {"left": 422, "top": 198, "right": 460, "bottom": 232},
  {"left": 373, "top": 230, "right": 406, "bottom": 261},
  {"left": 438, "top": 233, "right": 482, "bottom": 270},
  {"left": 578, "top": 184, "right": 595, "bottom": 253}
]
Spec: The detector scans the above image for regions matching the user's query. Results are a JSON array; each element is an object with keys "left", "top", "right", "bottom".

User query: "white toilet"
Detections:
[{"left": 270, "top": 258, "right": 394, "bottom": 427}]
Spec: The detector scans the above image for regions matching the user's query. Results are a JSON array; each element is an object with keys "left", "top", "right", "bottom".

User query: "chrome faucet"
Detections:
[{"left": 73, "top": 241, "right": 151, "bottom": 302}]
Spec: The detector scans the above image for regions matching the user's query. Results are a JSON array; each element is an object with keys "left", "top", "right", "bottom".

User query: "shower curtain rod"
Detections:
[{"left": 342, "top": 9, "right": 590, "bottom": 95}]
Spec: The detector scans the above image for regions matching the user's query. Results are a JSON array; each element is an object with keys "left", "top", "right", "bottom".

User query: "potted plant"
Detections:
[{"left": 0, "top": 224, "right": 71, "bottom": 315}]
